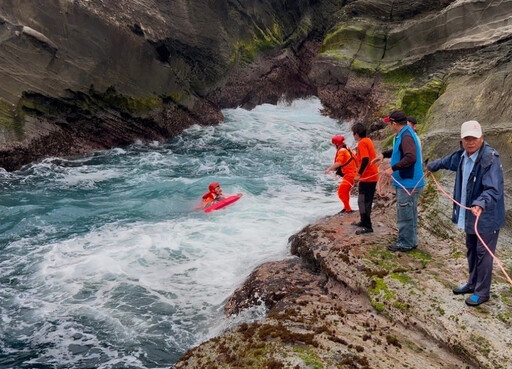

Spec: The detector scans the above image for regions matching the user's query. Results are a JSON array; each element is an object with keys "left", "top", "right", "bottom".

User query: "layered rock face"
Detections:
[
  {"left": 2, "top": 1, "right": 512, "bottom": 367},
  {"left": 311, "top": 0, "right": 512, "bottom": 207},
  {"left": 313, "top": 0, "right": 512, "bottom": 119},
  {"left": 0, "top": 0, "right": 314, "bottom": 170},
  {"left": 1, "top": 0, "right": 511, "bottom": 181}
]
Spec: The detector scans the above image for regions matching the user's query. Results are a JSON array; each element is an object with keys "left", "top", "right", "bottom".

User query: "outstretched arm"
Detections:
[
  {"left": 325, "top": 162, "right": 341, "bottom": 174},
  {"left": 427, "top": 149, "right": 463, "bottom": 173}
]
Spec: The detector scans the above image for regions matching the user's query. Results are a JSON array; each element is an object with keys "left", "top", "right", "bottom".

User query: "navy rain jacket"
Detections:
[{"left": 427, "top": 142, "right": 505, "bottom": 234}]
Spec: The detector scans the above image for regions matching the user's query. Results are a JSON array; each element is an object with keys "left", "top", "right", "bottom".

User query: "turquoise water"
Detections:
[{"left": 0, "top": 98, "right": 354, "bottom": 368}]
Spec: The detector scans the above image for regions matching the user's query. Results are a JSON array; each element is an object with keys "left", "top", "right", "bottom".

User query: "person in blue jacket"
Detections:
[
  {"left": 427, "top": 120, "right": 505, "bottom": 306},
  {"left": 375, "top": 110, "right": 425, "bottom": 252}
]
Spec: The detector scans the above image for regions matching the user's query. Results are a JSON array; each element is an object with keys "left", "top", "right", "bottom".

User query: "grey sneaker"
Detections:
[
  {"left": 355, "top": 227, "right": 373, "bottom": 235},
  {"left": 387, "top": 244, "right": 414, "bottom": 252}
]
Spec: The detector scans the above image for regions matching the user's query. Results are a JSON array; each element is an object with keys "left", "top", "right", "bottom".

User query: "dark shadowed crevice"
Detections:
[{"left": 154, "top": 43, "right": 171, "bottom": 63}]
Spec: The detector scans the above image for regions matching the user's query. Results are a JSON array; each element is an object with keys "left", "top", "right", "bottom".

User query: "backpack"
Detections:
[{"left": 335, "top": 147, "right": 355, "bottom": 177}]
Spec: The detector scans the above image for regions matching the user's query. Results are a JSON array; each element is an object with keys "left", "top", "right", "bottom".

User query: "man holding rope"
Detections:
[
  {"left": 427, "top": 120, "right": 505, "bottom": 307},
  {"left": 375, "top": 110, "right": 425, "bottom": 252}
]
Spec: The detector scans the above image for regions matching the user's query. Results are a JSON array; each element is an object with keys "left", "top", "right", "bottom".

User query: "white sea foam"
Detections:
[
  {"left": 55, "top": 168, "right": 123, "bottom": 188},
  {"left": 1, "top": 97, "right": 356, "bottom": 368}
]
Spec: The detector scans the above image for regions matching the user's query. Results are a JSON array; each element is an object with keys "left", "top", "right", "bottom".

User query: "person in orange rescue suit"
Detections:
[
  {"left": 351, "top": 122, "right": 379, "bottom": 235},
  {"left": 325, "top": 135, "right": 358, "bottom": 214},
  {"left": 201, "top": 182, "right": 243, "bottom": 209},
  {"left": 202, "top": 182, "right": 225, "bottom": 208}
]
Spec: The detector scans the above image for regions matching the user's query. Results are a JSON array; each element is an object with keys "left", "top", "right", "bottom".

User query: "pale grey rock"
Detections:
[{"left": 21, "top": 26, "right": 58, "bottom": 52}]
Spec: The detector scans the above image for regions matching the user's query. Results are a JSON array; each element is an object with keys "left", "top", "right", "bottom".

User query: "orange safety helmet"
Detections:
[
  {"left": 208, "top": 182, "right": 220, "bottom": 192},
  {"left": 331, "top": 135, "right": 345, "bottom": 146}
]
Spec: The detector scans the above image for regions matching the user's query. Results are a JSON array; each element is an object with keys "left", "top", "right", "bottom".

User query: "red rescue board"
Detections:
[{"left": 204, "top": 195, "right": 241, "bottom": 213}]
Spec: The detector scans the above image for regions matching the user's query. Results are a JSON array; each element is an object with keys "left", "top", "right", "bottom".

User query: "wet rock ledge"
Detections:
[{"left": 174, "top": 191, "right": 512, "bottom": 368}]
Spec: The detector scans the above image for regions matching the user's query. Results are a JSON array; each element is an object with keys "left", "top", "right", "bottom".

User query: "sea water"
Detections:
[{"left": 0, "top": 98, "right": 355, "bottom": 368}]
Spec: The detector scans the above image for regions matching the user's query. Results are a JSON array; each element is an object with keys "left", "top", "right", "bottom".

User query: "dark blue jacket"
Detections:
[{"left": 427, "top": 142, "right": 505, "bottom": 234}]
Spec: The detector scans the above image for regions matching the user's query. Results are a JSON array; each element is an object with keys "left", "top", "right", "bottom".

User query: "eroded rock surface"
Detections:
[
  {"left": 0, "top": 0, "right": 314, "bottom": 170},
  {"left": 176, "top": 184, "right": 512, "bottom": 368},
  {"left": 2, "top": 0, "right": 512, "bottom": 182},
  {"left": 1, "top": 2, "right": 511, "bottom": 367}
]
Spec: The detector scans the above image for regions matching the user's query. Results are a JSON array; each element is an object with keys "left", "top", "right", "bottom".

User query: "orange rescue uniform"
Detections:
[
  {"left": 335, "top": 147, "right": 357, "bottom": 211},
  {"left": 202, "top": 192, "right": 216, "bottom": 205},
  {"left": 355, "top": 137, "right": 379, "bottom": 182}
]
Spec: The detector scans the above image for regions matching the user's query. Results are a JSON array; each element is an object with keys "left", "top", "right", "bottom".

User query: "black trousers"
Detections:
[
  {"left": 465, "top": 230, "right": 500, "bottom": 299},
  {"left": 357, "top": 181, "right": 377, "bottom": 229}
]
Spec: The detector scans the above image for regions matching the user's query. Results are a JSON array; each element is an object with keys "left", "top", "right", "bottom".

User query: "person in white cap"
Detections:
[{"left": 427, "top": 120, "right": 505, "bottom": 306}]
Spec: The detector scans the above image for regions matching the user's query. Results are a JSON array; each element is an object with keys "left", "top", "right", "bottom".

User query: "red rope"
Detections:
[
  {"left": 429, "top": 173, "right": 512, "bottom": 287},
  {"left": 341, "top": 167, "right": 512, "bottom": 286},
  {"left": 353, "top": 172, "right": 391, "bottom": 197},
  {"left": 389, "top": 172, "right": 426, "bottom": 196},
  {"left": 356, "top": 171, "right": 423, "bottom": 198}
]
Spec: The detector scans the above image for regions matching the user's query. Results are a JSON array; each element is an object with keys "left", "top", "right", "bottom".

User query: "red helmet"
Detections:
[
  {"left": 331, "top": 135, "right": 345, "bottom": 146},
  {"left": 208, "top": 182, "right": 220, "bottom": 192}
]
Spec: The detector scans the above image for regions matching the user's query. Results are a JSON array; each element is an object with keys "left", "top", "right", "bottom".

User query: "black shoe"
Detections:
[
  {"left": 411, "top": 244, "right": 418, "bottom": 249},
  {"left": 351, "top": 221, "right": 363, "bottom": 227},
  {"left": 465, "top": 294, "right": 489, "bottom": 307},
  {"left": 356, "top": 227, "right": 373, "bottom": 235},
  {"left": 387, "top": 244, "right": 414, "bottom": 252},
  {"left": 338, "top": 209, "right": 355, "bottom": 214},
  {"left": 452, "top": 284, "right": 474, "bottom": 295}
]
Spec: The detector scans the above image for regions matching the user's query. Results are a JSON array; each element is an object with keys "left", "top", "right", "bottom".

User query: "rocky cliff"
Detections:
[
  {"left": 1, "top": 1, "right": 512, "bottom": 178},
  {"left": 316, "top": 0, "right": 512, "bottom": 203},
  {"left": 0, "top": 0, "right": 314, "bottom": 170},
  {"left": 175, "top": 188, "right": 512, "bottom": 368},
  {"left": 2, "top": 0, "right": 511, "bottom": 197},
  {"left": 1, "top": 1, "right": 512, "bottom": 367}
]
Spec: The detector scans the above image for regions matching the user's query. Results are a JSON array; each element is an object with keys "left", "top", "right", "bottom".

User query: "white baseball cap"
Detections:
[{"left": 460, "top": 120, "right": 482, "bottom": 138}]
